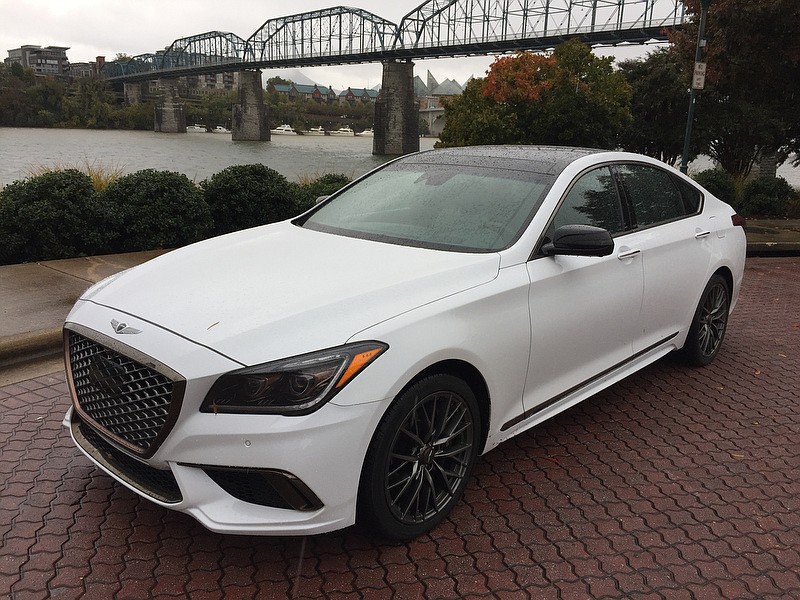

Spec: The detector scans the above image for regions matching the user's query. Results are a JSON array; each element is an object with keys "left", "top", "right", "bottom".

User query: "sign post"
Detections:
[{"left": 680, "top": 0, "right": 712, "bottom": 174}]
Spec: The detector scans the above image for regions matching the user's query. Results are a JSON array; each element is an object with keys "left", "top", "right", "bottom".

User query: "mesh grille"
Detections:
[{"left": 68, "top": 331, "right": 177, "bottom": 454}]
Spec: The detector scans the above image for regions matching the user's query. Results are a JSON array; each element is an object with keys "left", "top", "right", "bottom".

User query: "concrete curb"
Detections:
[
  {"left": 0, "top": 327, "right": 62, "bottom": 368},
  {"left": 746, "top": 242, "right": 800, "bottom": 256}
]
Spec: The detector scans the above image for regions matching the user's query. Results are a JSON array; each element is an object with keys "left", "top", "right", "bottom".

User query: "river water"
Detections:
[
  {"left": 0, "top": 127, "right": 439, "bottom": 187},
  {"left": 1, "top": 127, "right": 798, "bottom": 188}
]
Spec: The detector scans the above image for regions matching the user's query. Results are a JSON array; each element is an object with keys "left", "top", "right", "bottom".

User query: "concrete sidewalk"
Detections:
[
  {"left": 1, "top": 220, "right": 798, "bottom": 384},
  {"left": 0, "top": 250, "right": 168, "bottom": 384}
]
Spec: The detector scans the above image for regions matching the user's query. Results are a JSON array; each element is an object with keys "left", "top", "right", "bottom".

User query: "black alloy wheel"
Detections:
[
  {"left": 683, "top": 273, "right": 730, "bottom": 367},
  {"left": 359, "top": 373, "right": 480, "bottom": 540}
]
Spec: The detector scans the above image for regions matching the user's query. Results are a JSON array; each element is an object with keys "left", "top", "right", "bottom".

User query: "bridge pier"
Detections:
[
  {"left": 124, "top": 82, "right": 145, "bottom": 105},
  {"left": 232, "top": 70, "right": 270, "bottom": 141},
  {"left": 154, "top": 78, "right": 186, "bottom": 133},
  {"left": 374, "top": 61, "right": 419, "bottom": 156}
]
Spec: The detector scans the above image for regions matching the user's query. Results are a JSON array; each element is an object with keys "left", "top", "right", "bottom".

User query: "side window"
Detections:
[
  {"left": 549, "top": 167, "right": 625, "bottom": 237},
  {"left": 617, "top": 164, "right": 685, "bottom": 228},
  {"left": 673, "top": 176, "right": 703, "bottom": 215}
]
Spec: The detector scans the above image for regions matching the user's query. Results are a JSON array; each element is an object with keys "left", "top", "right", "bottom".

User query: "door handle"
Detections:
[
  {"left": 617, "top": 249, "right": 641, "bottom": 260},
  {"left": 695, "top": 230, "right": 711, "bottom": 239}
]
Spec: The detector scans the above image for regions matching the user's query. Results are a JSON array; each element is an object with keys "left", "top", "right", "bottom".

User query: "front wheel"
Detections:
[
  {"left": 358, "top": 374, "right": 480, "bottom": 541},
  {"left": 682, "top": 273, "right": 731, "bottom": 367}
]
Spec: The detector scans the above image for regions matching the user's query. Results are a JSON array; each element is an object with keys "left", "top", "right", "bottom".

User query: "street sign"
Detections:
[{"left": 692, "top": 62, "right": 707, "bottom": 90}]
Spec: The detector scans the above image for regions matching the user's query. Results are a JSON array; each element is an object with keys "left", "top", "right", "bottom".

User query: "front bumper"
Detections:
[
  {"left": 63, "top": 301, "right": 387, "bottom": 535},
  {"left": 64, "top": 397, "right": 384, "bottom": 535}
]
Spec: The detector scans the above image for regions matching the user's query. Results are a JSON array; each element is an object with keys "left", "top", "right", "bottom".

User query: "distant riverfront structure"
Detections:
[
  {"left": 99, "top": 1, "right": 688, "bottom": 153},
  {"left": 6, "top": 1, "right": 687, "bottom": 154},
  {"left": 5, "top": 45, "right": 71, "bottom": 77},
  {"left": 4, "top": 45, "right": 105, "bottom": 80}
]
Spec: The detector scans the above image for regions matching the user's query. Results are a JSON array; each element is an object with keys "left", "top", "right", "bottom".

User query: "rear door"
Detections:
[{"left": 614, "top": 163, "right": 713, "bottom": 353}]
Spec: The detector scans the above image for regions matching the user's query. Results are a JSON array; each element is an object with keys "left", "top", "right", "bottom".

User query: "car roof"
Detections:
[{"left": 403, "top": 145, "right": 606, "bottom": 175}]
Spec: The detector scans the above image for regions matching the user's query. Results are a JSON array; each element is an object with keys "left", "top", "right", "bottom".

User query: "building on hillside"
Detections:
[
  {"left": 338, "top": 87, "right": 380, "bottom": 105},
  {"left": 184, "top": 72, "right": 238, "bottom": 96},
  {"left": 414, "top": 70, "right": 466, "bottom": 137},
  {"left": 297, "top": 83, "right": 338, "bottom": 103},
  {"left": 267, "top": 81, "right": 337, "bottom": 103},
  {"left": 5, "top": 45, "right": 70, "bottom": 77},
  {"left": 68, "top": 56, "right": 106, "bottom": 79}
]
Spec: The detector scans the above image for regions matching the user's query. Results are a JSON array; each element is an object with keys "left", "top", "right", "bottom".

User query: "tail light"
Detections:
[{"left": 731, "top": 214, "right": 746, "bottom": 229}]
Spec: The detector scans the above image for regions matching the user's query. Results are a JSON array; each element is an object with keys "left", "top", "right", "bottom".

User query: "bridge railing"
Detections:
[
  {"left": 100, "top": 0, "right": 687, "bottom": 80},
  {"left": 160, "top": 31, "right": 249, "bottom": 70},
  {"left": 247, "top": 7, "right": 398, "bottom": 64},
  {"left": 396, "top": 0, "right": 685, "bottom": 50}
]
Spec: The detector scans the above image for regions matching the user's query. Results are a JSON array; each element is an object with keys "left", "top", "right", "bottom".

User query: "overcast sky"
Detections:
[{"left": 2, "top": 0, "right": 655, "bottom": 89}]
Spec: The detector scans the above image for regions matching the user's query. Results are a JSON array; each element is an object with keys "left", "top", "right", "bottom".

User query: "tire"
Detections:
[
  {"left": 358, "top": 373, "right": 480, "bottom": 541},
  {"left": 682, "top": 273, "right": 730, "bottom": 367}
]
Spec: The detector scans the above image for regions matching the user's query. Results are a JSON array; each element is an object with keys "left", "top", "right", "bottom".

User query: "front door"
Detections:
[{"left": 523, "top": 165, "right": 643, "bottom": 414}]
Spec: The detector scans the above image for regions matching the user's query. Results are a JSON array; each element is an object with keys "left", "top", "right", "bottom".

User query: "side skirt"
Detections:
[{"left": 499, "top": 332, "right": 679, "bottom": 435}]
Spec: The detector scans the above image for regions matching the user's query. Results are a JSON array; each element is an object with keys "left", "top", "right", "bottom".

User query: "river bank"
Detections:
[
  {"left": 0, "top": 127, "right": 440, "bottom": 188},
  {"left": 4, "top": 127, "right": 800, "bottom": 190}
]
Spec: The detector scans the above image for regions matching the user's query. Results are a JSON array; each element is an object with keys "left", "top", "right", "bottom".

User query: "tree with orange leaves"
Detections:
[{"left": 438, "top": 39, "right": 631, "bottom": 149}]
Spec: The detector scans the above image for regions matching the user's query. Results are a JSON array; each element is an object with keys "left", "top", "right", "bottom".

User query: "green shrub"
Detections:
[
  {"left": 201, "top": 164, "right": 296, "bottom": 235},
  {"left": 692, "top": 169, "right": 738, "bottom": 209},
  {"left": 788, "top": 192, "right": 800, "bottom": 219},
  {"left": 295, "top": 173, "right": 353, "bottom": 213},
  {"left": 101, "top": 169, "right": 211, "bottom": 252},
  {"left": 741, "top": 175, "right": 797, "bottom": 218},
  {"left": 0, "top": 169, "right": 110, "bottom": 265}
]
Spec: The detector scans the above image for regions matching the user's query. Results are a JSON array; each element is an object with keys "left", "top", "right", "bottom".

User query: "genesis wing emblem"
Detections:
[{"left": 111, "top": 319, "right": 142, "bottom": 335}]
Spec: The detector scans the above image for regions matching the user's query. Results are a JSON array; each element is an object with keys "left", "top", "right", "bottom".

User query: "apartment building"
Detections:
[{"left": 5, "top": 45, "right": 70, "bottom": 77}]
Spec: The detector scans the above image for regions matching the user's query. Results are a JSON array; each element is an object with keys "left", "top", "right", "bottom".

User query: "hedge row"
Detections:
[
  {"left": 692, "top": 169, "right": 800, "bottom": 218},
  {"left": 2, "top": 165, "right": 797, "bottom": 266},
  {"left": 0, "top": 166, "right": 351, "bottom": 265}
]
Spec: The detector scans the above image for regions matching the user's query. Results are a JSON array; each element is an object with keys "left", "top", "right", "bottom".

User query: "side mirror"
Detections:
[
  {"left": 315, "top": 195, "right": 330, "bottom": 205},
  {"left": 541, "top": 224, "right": 614, "bottom": 257}
]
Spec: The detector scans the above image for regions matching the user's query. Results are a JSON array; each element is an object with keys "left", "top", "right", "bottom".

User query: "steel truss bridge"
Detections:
[{"left": 106, "top": 0, "right": 688, "bottom": 82}]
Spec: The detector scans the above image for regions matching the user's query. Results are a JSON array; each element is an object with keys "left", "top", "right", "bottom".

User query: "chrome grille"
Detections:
[{"left": 67, "top": 331, "right": 177, "bottom": 454}]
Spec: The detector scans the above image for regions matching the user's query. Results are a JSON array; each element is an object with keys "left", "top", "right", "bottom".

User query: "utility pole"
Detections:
[{"left": 680, "top": 0, "right": 711, "bottom": 174}]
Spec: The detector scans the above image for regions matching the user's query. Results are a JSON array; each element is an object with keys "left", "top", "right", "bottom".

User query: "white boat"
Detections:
[
  {"left": 212, "top": 125, "right": 231, "bottom": 134},
  {"left": 270, "top": 124, "right": 297, "bottom": 135},
  {"left": 329, "top": 126, "right": 354, "bottom": 136},
  {"left": 186, "top": 124, "right": 206, "bottom": 133},
  {"left": 356, "top": 128, "right": 374, "bottom": 137},
  {"left": 304, "top": 126, "right": 325, "bottom": 135}
]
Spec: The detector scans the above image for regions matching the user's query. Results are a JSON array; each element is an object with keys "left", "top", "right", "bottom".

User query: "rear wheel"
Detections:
[
  {"left": 358, "top": 373, "right": 480, "bottom": 540},
  {"left": 682, "top": 273, "right": 730, "bottom": 366}
]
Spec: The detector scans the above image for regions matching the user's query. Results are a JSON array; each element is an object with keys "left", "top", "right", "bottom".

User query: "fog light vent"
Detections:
[{"left": 202, "top": 467, "right": 322, "bottom": 512}]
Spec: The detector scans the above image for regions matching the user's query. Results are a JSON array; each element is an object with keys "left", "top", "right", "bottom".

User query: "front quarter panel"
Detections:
[{"left": 337, "top": 263, "right": 532, "bottom": 453}]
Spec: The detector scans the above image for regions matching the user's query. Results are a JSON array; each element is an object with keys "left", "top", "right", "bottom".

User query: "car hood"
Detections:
[{"left": 85, "top": 222, "right": 500, "bottom": 366}]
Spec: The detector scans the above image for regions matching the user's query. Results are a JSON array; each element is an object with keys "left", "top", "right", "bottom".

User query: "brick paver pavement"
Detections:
[{"left": 1, "top": 257, "right": 798, "bottom": 599}]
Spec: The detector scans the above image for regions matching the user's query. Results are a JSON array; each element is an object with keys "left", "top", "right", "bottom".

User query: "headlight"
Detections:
[{"left": 201, "top": 341, "right": 388, "bottom": 415}]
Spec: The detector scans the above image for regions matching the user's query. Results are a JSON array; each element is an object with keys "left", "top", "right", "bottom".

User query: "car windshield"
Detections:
[{"left": 300, "top": 159, "right": 556, "bottom": 252}]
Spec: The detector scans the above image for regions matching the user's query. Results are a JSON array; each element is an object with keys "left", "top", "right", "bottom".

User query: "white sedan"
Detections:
[{"left": 63, "top": 146, "right": 746, "bottom": 540}]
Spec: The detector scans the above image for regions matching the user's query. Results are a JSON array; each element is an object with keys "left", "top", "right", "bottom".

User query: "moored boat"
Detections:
[
  {"left": 304, "top": 126, "right": 325, "bottom": 135},
  {"left": 270, "top": 124, "right": 297, "bottom": 135},
  {"left": 186, "top": 124, "right": 206, "bottom": 133},
  {"left": 329, "top": 126, "right": 354, "bottom": 136},
  {"left": 355, "top": 128, "right": 374, "bottom": 137},
  {"left": 212, "top": 125, "right": 231, "bottom": 134}
]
